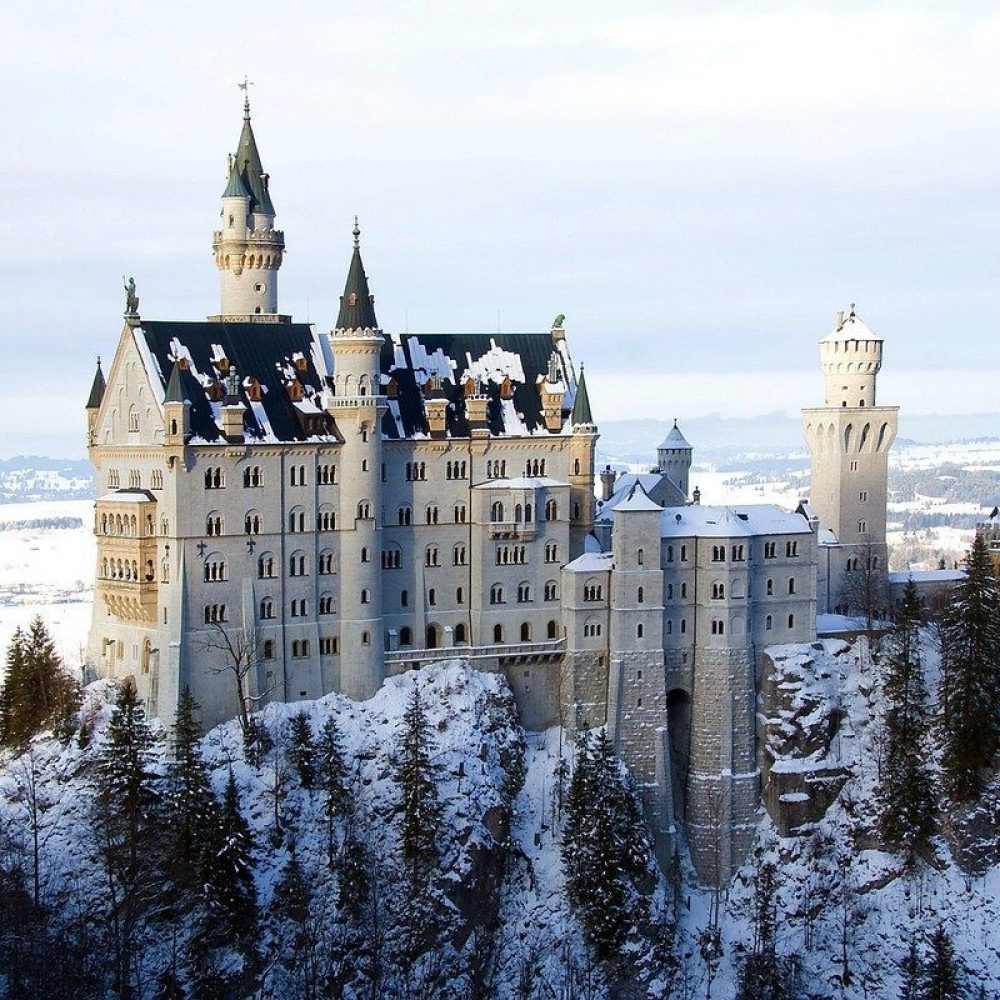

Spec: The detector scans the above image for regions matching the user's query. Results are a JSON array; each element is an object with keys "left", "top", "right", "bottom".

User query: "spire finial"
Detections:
[
  {"left": 353, "top": 215, "right": 360, "bottom": 250},
  {"left": 96, "top": 355, "right": 102, "bottom": 369},
  {"left": 849, "top": 302, "right": 856, "bottom": 318},
  {"left": 238, "top": 74, "right": 253, "bottom": 119}
]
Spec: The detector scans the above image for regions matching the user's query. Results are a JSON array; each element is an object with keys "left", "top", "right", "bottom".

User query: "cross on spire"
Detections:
[{"left": 238, "top": 74, "right": 253, "bottom": 118}]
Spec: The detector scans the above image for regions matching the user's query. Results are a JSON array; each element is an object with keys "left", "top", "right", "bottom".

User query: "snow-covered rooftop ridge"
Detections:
[
  {"left": 473, "top": 476, "right": 569, "bottom": 490},
  {"left": 658, "top": 503, "right": 810, "bottom": 538},
  {"left": 887, "top": 569, "right": 966, "bottom": 583},
  {"left": 563, "top": 550, "right": 613, "bottom": 573},
  {"left": 614, "top": 481, "right": 663, "bottom": 513}
]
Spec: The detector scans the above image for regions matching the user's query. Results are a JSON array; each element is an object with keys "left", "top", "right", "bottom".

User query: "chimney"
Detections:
[
  {"left": 599, "top": 464, "right": 617, "bottom": 501},
  {"left": 692, "top": 485, "right": 701, "bottom": 505},
  {"left": 425, "top": 398, "right": 447, "bottom": 437},
  {"left": 835, "top": 310, "right": 845, "bottom": 331}
]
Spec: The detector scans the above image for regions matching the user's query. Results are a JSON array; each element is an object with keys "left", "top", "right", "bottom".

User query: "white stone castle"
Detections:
[{"left": 85, "top": 98, "right": 898, "bottom": 883}]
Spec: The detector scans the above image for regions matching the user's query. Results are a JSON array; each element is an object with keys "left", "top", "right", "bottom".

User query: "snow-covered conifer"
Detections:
[
  {"left": 879, "top": 580, "right": 935, "bottom": 856},
  {"left": 922, "top": 924, "right": 961, "bottom": 999},
  {"left": 286, "top": 710, "right": 317, "bottom": 789},
  {"left": 317, "top": 714, "right": 350, "bottom": 866},
  {"left": 942, "top": 534, "right": 1000, "bottom": 800}
]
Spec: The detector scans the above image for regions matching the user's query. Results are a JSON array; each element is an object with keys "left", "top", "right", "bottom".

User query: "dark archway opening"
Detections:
[{"left": 666, "top": 688, "right": 692, "bottom": 823}]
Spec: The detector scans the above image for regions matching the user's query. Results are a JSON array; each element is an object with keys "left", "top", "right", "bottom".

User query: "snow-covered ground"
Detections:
[{"left": 0, "top": 498, "right": 94, "bottom": 673}]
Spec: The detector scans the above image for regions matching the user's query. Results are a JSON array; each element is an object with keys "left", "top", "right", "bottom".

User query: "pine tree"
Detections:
[
  {"left": 202, "top": 769, "right": 258, "bottom": 953},
  {"left": 318, "top": 715, "right": 350, "bottom": 866},
  {"left": 287, "top": 710, "right": 317, "bottom": 789},
  {"left": 561, "top": 729, "right": 653, "bottom": 959},
  {"left": 162, "top": 688, "right": 217, "bottom": 871},
  {"left": 337, "top": 829, "right": 370, "bottom": 922},
  {"left": 95, "top": 677, "right": 161, "bottom": 1000},
  {"left": 942, "top": 534, "right": 1000, "bottom": 800},
  {"left": 898, "top": 939, "right": 922, "bottom": 1000},
  {"left": 879, "top": 580, "right": 935, "bottom": 856},
  {"left": 0, "top": 619, "right": 79, "bottom": 750},
  {"left": 101, "top": 677, "right": 158, "bottom": 871},
  {"left": 395, "top": 683, "right": 442, "bottom": 886},
  {"left": 735, "top": 854, "right": 792, "bottom": 1000},
  {"left": 922, "top": 925, "right": 960, "bottom": 1000}
]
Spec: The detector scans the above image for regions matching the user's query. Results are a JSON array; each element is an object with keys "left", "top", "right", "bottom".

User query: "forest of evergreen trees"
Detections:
[{"left": 1, "top": 532, "right": 999, "bottom": 998}]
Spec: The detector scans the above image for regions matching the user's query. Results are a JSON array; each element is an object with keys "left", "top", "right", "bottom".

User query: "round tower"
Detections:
[
  {"left": 211, "top": 95, "right": 285, "bottom": 319},
  {"left": 327, "top": 221, "right": 386, "bottom": 700},
  {"left": 657, "top": 420, "right": 692, "bottom": 500},
  {"left": 820, "top": 306, "right": 883, "bottom": 408}
]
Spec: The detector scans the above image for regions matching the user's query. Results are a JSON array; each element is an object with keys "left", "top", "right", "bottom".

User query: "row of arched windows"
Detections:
[
  {"left": 486, "top": 459, "right": 507, "bottom": 479},
  {"left": 496, "top": 545, "right": 527, "bottom": 565},
  {"left": 102, "top": 557, "right": 154, "bottom": 582},
  {"left": 524, "top": 459, "right": 546, "bottom": 477},
  {"left": 99, "top": 512, "right": 154, "bottom": 537},
  {"left": 445, "top": 460, "right": 467, "bottom": 480}
]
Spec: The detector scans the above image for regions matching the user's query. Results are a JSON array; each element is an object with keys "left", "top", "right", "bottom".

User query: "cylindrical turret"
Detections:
[
  {"left": 820, "top": 307, "right": 883, "bottom": 408},
  {"left": 657, "top": 420, "right": 692, "bottom": 500}
]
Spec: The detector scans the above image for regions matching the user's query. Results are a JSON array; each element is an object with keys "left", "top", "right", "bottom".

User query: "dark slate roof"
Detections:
[
  {"left": 138, "top": 321, "right": 334, "bottom": 443},
  {"left": 570, "top": 366, "right": 593, "bottom": 425},
  {"left": 336, "top": 235, "right": 379, "bottom": 331},
  {"left": 86, "top": 359, "right": 106, "bottom": 409},
  {"left": 234, "top": 112, "right": 275, "bottom": 216},
  {"left": 221, "top": 159, "right": 250, "bottom": 200},
  {"left": 380, "top": 331, "right": 566, "bottom": 439},
  {"left": 164, "top": 361, "right": 187, "bottom": 403}
]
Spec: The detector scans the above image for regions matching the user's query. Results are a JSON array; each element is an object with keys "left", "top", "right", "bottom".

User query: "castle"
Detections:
[{"left": 84, "top": 98, "right": 898, "bottom": 884}]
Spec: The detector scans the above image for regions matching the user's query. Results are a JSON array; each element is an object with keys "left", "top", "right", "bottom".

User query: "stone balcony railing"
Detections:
[
  {"left": 487, "top": 521, "right": 537, "bottom": 540},
  {"left": 386, "top": 636, "right": 565, "bottom": 668}
]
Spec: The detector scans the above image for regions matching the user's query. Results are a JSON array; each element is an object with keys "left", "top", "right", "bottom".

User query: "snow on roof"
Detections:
[
  {"left": 888, "top": 569, "right": 966, "bottom": 584},
  {"left": 658, "top": 504, "right": 810, "bottom": 539},
  {"left": 473, "top": 476, "right": 569, "bottom": 490},
  {"left": 97, "top": 489, "right": 157, "bottom": 503},
  {"left": 658, "top": 421, "right": 691, "bottom": 450},
  {"left": 820, "top": 311, "right": 879, "bottom": 344},
  {"left": 614, "top": 482, "right": 663, "bottom": 513},
  {"left": 563, "top": 551, "right": 614, "bottom": 573},
  {"left": 818, "top": 527, "right": 839, "bottom": 546}
]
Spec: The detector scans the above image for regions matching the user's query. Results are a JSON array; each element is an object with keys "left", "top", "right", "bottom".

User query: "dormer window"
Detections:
[{"left": 348, "top": 292, "right": 358, "bottom": 307}]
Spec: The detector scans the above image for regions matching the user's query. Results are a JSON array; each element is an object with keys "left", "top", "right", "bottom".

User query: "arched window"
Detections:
[
  {"left": 206, "top": 512, "right": 223, "bottom": 536},
  {"left": 425, "top": 546, "right": 439, "bottom": 567},
  {"left": 455, "top": 623, "right": 467, "bottom": 643},
  {"left": 258, "top": 553, "right": 275, "bottom": 579},
  {"left": 425, "top": 505, "right": 439, "bottom": 525},
  {"left": 711, "top": 619, "right": 725, "bottom": 636},
  {"left": 454, "top": 504, "right": 467, "bottom": 523},
  {"left": 788, "top": 578, "right": 796, "bottom": 595},
  {"left": 203, "top": 557, "right": 227, "bottom": 582},
  {"left": 319, "top": 593, "right": 336, "bottom": 615},
  {"left": 400, "top": 626, "right": 413, "bottom": 646},
  {"left": 545, "top": 499, "right": 558, "bottom": 521},
  {"left": 453, "top": 544, "right": 467, "bottom": 566},
  {"left": 263, "top": 640, "right": 275, "bottom": 660},
  {"left": 357, "top": 500, "right": 372, "bottom": 520},
  {"left": 244, "top": 510, "right": 261, "bottom": 535},
  {"left": 517, "top": 582, "right": 531, "bottom": 603},
  {"left": 765, "top": 615, "right": 773, "bottom": 631},
  {"left": 491, "top": 500, "right": 504, "bottom": 522},
  {"left": 289, "top": 551, "right": 307, "bottom": 576},
  {"left": 666, "top": 620, "right": 673, "bottom": 635},
  {"left": 259, "top": 598, "right": 275, "bottom": 620},
  {"left": 637, "top": 548, "right": 644, "bottom": 566},
  {"left": 318, "top": 551, "right": 335, "bottom": 575},
  {"left": 544, "top": 580, "right": 558, "bottom": 601},
  {"left": 637, "top": 586, "right": 644, "bottom": 604},
  {"left": 428, "top": 588, "right": 437, "bottom": 606},
  {"left": 490, "top": 585, "right": 504, "bottom": 605},
  {"left": 547, "top": 620, "right": 559, "bottom": 639},
  {"left": 637, "top": 623, "right": 644, "bottom": 639},
  {"left": 667, "top": 545, "right": 674, "bottom": 563},
  {"left": 766, "top": 578, "right": 774, "bottom": 596},
  {"left": 493, "top": 623, "right": 504, "bottom": 643},
  {"left": 712, "top": 582, "right": 725, "bottom": 600},
  {"left": 400, "top": 589, "right": 409, "bottom": 608},
  {"left": 318, "top": 508, "right": 336, "bottom": 531},
  {"left": 787, "top": 613, "right": 795, "bottom": 630},
  {"left": 288, "top": 508, "right": 306, "bottom": 533},
  {"left": 520, "top": 622, "right": 531, "bottom": 642},
  {"left": 398, "top": 505, "right": 412, "bottom": 526},
  {"left": 361, "top": 589, "right": 370, "bottom": 605}
]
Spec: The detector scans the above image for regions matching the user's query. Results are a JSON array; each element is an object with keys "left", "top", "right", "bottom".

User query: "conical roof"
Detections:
[
  {"left": 165, "top": 361, "right": 188, "bottom": 404},
  {"left": 233, "top": 106, "right": 275, "bottom": 215},
  {"left": 222, "top": 157, "right": 250, "bottom": 199},
  {"left": 570, "top": 366, "right": 593, "bottom": 425},
  {"left": 335, "top": 221, "right": 379, "bottom": 331},
  {"left": 86, "top": 358, "right": 106, "bottom": 409},
  {"left": 658, "top": 419, "right": 691, "bottom": 450},
  {"left": 821, "top": 306, "right": 878, "bottom": 344}
]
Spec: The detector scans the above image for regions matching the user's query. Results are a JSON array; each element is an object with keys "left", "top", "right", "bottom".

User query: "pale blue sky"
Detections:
[{"left": 2, "top": 1, "right": 998, "bottom": 455}]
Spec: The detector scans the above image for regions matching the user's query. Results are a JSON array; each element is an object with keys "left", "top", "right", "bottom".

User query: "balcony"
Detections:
[
  {"left": 99, "top": 576, "right": 158, "bottom": 623},
  {"left": 386, "top": 636, "right": 565, "bottom": 669},
  {"left": 487, "top": 521, "right": 537, "bottom": 541}
]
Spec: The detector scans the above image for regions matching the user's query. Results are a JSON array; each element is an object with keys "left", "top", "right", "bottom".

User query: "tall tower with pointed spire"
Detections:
[
  {"left": 326, "top": 220, "right": 387, "bottom": 700},
  {"left": 211, "top": 92, "right": 285, "bottom": 320}
]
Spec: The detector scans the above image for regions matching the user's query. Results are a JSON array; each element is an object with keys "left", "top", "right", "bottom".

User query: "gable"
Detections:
[{"left": 94, "top": 325, "right": 165, "bottom": 447}]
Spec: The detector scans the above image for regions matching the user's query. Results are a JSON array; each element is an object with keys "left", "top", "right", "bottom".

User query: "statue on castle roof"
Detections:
[{"left": 123, "top": 276, "right": 139, "bottom": 316}]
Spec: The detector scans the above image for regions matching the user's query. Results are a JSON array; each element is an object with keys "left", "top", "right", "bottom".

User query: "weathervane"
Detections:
[{"left": 238, "top": 74, "right": 253, "bottom": 116}]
